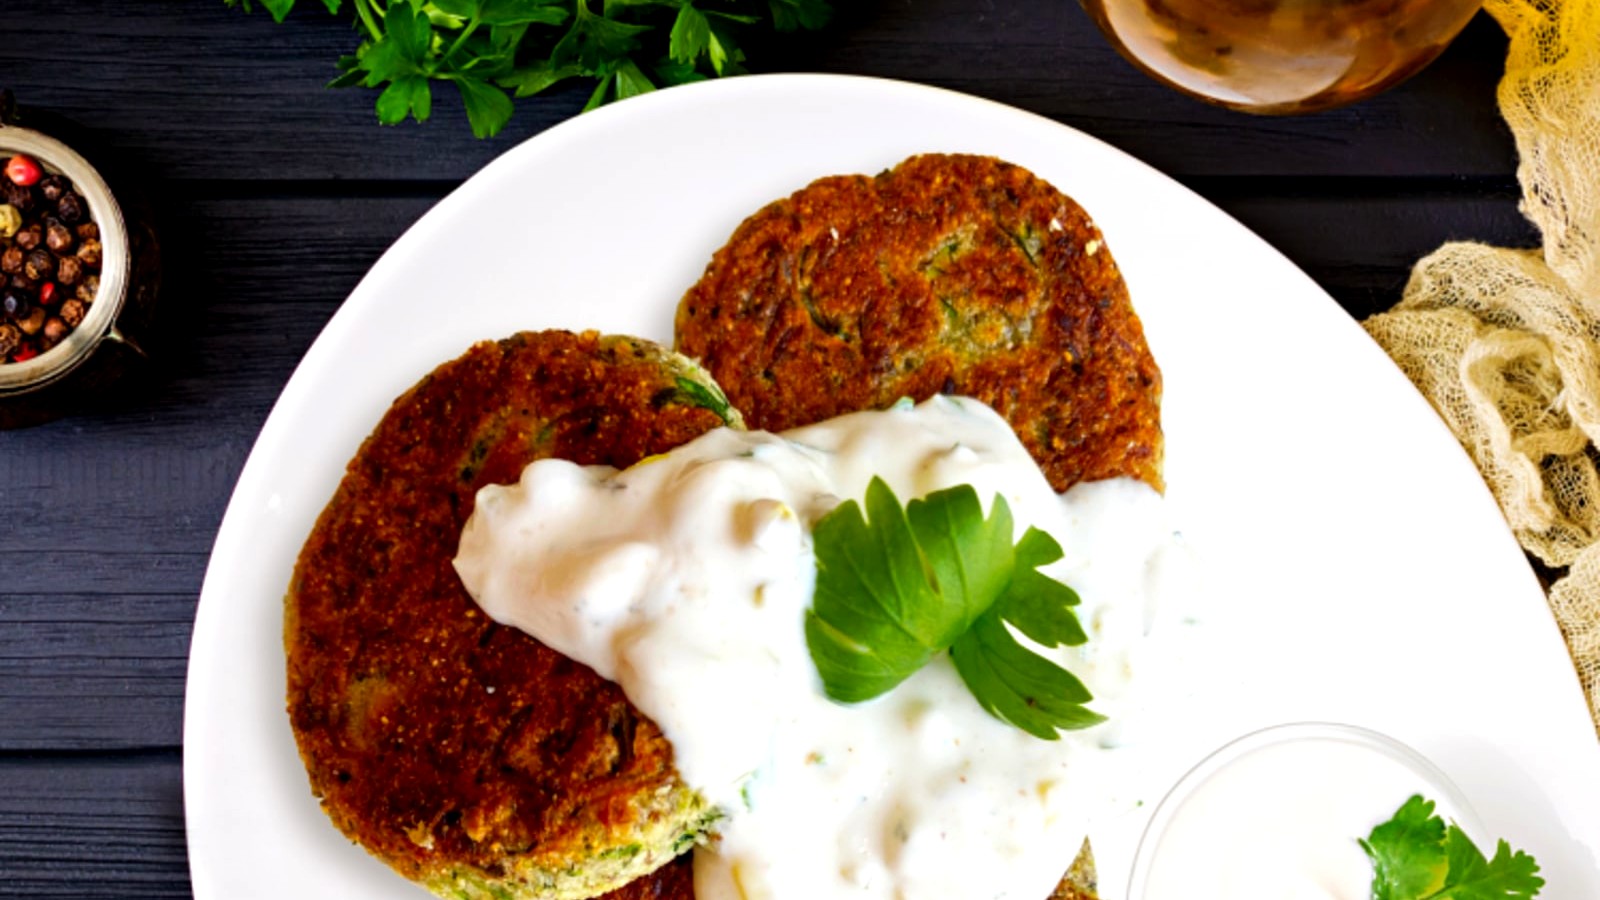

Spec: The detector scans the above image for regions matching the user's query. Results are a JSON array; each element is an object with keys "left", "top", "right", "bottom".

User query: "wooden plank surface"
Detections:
[
  {"left": 0, "top": 0, "right": 1514, "bottom": 180},
  {"left": 0, "top": 754, "right": 189, "bottom": 899},
  {"left": 0, "top": 597, "right": 193, "bottom": 751}
]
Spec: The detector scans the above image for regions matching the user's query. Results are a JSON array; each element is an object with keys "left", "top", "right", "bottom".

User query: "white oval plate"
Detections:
[{"left": 183, "top": 74, "right": 1600, "bottom": 899}]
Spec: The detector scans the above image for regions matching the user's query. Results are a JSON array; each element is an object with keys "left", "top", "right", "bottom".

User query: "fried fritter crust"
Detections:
[
  {"left": 286, "top": 331, "right": 731, "bottom": 900},
  {"left": 675, "top": 154, "right": 1162, "bottom": 493}
]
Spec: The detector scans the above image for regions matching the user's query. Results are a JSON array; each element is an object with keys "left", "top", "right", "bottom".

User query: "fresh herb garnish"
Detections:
[
  {"left": 225, "top": 0, "right": 833, "bottom": 137},
  {"left": 805, "top": 477, "right": 1102, "bottom": 739},
  {"left": 673, "top": 375, "right": 736, "bottom": 425},
  {"left": 1361, "top": 795, "right": 1543, "bottom": 900}
]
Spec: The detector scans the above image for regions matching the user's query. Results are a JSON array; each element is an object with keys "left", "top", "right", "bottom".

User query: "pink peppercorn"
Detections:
[{"left": 5, "top": 154, "right": 41, "bottom": 187}]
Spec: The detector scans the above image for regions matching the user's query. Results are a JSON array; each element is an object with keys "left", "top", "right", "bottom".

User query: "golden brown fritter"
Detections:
[
  {"left": 285, "top": 331, "right": 736, "bottom": 900},
  {"left": 675, "top": 153, "right": 1163, "bottom": 493}
]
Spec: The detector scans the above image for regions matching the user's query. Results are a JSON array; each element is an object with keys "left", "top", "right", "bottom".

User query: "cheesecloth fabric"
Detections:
[{"left": 1362, "top": 0, "right": 1600, "bottom": 734}]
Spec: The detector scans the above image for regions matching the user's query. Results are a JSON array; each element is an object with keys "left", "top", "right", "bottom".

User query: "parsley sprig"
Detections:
[
  {"left": 226, "top": 0, "right": 832, "bottom": 138},
  {"left": 1362, "top": 795, "right": 1544, "bottom": 899},
  {"left": 806, "top": 477, "right": 1103, "bottom": 740}
]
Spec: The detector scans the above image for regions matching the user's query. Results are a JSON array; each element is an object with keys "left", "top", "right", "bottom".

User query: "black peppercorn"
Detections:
[
  {"left": 13, "top": 224, "right": 41, "bottom": 251},
  {"left": 2, "top": 289, "right": 32, "bottom": 319},
  {"left": 55, "top": 255, "right": 82, "bottom": 286},
  {"left": 37, "top": 174, "right": 68, "bottom": 203},
  {"left": 55, "top": 192, "right": 84, "bottom": 225},
  {"left": 1, "top": 179, "right": 33, "bottom": 213},
  {"left": 75, "top": 239, "right": 101, "bottom": 269},
  {"left": 45, "top": 222, "right": 72, "bottom": 254},
  {"left": 59, "top": 297, "right": 85, "bottom": 327},
  {"left": 23, "top": 248, "right": 54, "bottom": 281},
  {"left": 0, "top": 163, "right": 111, "bottom": 368},
  {"left": 16, "top": 306, "right": 45, "bottom": 336}
]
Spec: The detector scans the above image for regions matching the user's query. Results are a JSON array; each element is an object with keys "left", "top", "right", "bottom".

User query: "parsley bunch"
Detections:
[
  {"left": 226, "top": 0, "right": 832, "bottom": 137},
  {"left": 806, "top": 478, "right": 1103, "bottom": 739},
  {"left": 1362, "top": 795, "right": 1543, "bottom": 899}
]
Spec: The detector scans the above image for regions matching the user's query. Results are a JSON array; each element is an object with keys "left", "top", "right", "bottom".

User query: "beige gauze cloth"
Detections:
[{"left": 1363, "top": 0, "right": 1600, "bottom": 734}]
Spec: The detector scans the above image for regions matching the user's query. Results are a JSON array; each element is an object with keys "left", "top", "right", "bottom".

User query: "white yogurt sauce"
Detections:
[
  {"left": 1137, "top": 735, "right": 1469, "bottom": 900},
  {"left": 454, "top": 395, "right": 1178, "bottom": 900}
]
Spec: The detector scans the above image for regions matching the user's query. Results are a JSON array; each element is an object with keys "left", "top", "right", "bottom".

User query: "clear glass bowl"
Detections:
[{"left": 1128, "top": 722, "right": 1483, "bottom": 899}]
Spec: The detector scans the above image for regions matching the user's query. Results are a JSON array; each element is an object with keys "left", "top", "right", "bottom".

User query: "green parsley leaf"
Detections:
[
  {"left": 604, "top": 0, "right": 677, "bottom": 11},
  {"left": 328, "top": 54, "right": 367, "bottom": 88},
  {"left": 950, "top": 611, "right": 1101, "bottom": 739},
  {"left": 652, "top": 57, "right": 708, "bottom": 86},
  {"left": 1361, "top": 794, "right": 1544, "bottom": 900},
  {"left": 703, "top": 21, "right": 745, "bottom": 76},
  {"left": 552, "top": 2, "right": 652, "bottom": 70},
  {"left": 705, "top": 10, "right": 761, "bottom": 24},
  {"left": 806, "top": 477, "right": 1100, "bottom": 737},
  {"left": 429, "top": 0, "right": 480, "bottom": 18},
  {"left": 479, "top": 0, "right": 569, "bottom": 26},
  {"left": 994, "top": 527, "right": 1087, "bottom": 648},
  {"left": 500, "top": 59, "right": 586, "bottom": 97},
  {"left": 905, "top": 484, "right": 1015, "bottom": 634},
  {"left": 223, "top": 0, "right": 305, "bottom": 23},
  {"left": 262, "top": 0, "right": 299, "bottom": 22},
  {"left": 454, "top": 77, "right": 514, "bottom": 137},
  {"left": 807, "top": 478, "right": 948, "bottom": 703},
  {"left": 614, "top": 57, "right": 658, "bottom": 99},
  {"left": 384, "top": 1, "right": 435, "bottom": 64},
  {"left": 668, "top": 5, "right": 712, "bottom": 64},
  {"left": 1363, "top": 795, "right": 1450, "bottom": 899},
  {"left": 356, "top": 36, "right": 418, "bottom": 86},
  {"left": 1438, "top": 827, "right": 1544, "bottom": 900},
  {"left": 230, "top": 0, "right": 833, "bottom": 135},
  {"left": 768, "top": 0, "right": 829, "bottom": 30},
  {"left": 376, "top": 74, "right": 434, "bottom": 124}
]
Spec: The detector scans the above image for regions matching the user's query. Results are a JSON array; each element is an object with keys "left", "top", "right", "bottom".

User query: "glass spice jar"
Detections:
[
  {"left": 0, "top": 89, "right": 160, "bottom": 428},
  {"left": 1078, "top": 0, "right": 1485, "bottom": 114}
]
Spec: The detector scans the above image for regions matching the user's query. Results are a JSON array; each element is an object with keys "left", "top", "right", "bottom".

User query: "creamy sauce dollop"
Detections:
[{"left": 454, "top": 396, "right": 1178, "bottom": 900}]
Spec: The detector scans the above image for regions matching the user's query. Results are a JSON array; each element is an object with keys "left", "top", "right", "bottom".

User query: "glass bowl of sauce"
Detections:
[
  {"left": 1078, "top": 0, "right": 1484, "bottom": 114},
  {"left": 1129, "top": 722, "right": 1483, "bottom": 899}
]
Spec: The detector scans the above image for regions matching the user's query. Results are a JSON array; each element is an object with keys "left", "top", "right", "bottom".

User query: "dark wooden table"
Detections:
[{"left": 0, "top": 1, "right": 1535, "bottom": 896}]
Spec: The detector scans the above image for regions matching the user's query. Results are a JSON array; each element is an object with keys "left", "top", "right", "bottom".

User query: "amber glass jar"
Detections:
[{"left": 1079, "top": 0, "right": 1484, "bottom": 114}]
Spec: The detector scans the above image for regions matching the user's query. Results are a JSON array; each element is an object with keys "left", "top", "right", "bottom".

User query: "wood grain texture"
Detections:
[
  {"left": 0, "top": 754, "right": 189, "bottom": 899},
  {"left": 0, "top": 597, "right": 192, "bottom": 751},
  {"left": 1196, "top": 180, "right": 1538, "bottom": 319},
  {"left": 0, "top": 0, "right": 1514, "bottom": 180}
]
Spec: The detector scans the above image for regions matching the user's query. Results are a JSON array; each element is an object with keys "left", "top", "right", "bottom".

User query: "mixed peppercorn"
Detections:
[{"left": 0, "top": 152, "right": 102, "bottom": 363}]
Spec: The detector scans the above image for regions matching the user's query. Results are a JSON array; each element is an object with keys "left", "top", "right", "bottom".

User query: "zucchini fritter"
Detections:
[
  {"left": 675, "top": 154, "right": 1162, "bottom": 493},
  {"left": 286, "top": 331, "right": 737, "bottom": 900}
]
